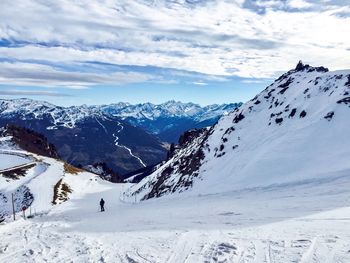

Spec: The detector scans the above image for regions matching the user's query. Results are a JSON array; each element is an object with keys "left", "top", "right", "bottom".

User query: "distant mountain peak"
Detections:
[{"left": 294, "top": 60, "right": 329, "bottom": 73}]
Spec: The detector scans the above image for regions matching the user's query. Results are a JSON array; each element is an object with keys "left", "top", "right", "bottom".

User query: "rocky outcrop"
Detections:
[{"left": 126, "top": 128, "right": 210, "bottom": 200}]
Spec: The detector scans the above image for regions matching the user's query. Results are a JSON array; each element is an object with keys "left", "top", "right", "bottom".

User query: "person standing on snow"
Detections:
[{"left": 100, "top": 198, "right": 105, "bottom": 212}]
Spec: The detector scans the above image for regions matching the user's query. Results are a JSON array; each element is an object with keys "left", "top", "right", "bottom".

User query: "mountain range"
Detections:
[
  {"left": 0, "top": 99, "right": 240, "bottom": 175},
  {"left": 103, "top": 101, "right": 242, "bottom": 142}
]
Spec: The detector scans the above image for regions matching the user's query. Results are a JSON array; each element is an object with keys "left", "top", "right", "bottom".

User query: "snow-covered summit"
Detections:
[
  {"left": 0, "top": 98, "right": 106, "bottom": 129},
  {"left": 102, "top": 100, "right": 241, "bottom": 122},
  {"left": 102, "top": 100, "right": 242, "bottom": 142},
  {"left": 0, "top": 98, "right": 241, "bottom": 130},
  {"left": 125, "top": 63, "right": 350, "bottom": 200}
]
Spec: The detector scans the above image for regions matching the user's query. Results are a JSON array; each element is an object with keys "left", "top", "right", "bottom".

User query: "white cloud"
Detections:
[
  {"left": 192, "top": 81, "right": 208, "bottom": 86},
  {"left": 0, "top": 90, "right": 72, "bottom": 97},
  {"left": 0, "top": 0, "right": 349, "bottom": 85},
  {"left": 0, "top": 62, "right": 155, "bottom": 87},
  {"left": 241, "top": 79, "right": 269, "bottom": 84},
  {"left": 255, "top": 0, "right": 284, "bottom": 9},
  {"left": 287, "top": 0, "right": 313, "bottom": 9}
]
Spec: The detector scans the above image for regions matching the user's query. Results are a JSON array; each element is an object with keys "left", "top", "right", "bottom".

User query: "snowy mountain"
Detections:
[
  {"left": 0, "top": 99, "right": 240, "bottom": 174},
  {"left": 102, "top": 100, "right": 240, "bottom": 122},
  {"left": 0, "top": 99, "right": 168, "bottom": 175},
  {"left": 0, "top": 98, "right": 107, "bottom": 129},
  {"left": 103, "top": 101, "right": 242, "bottom": 142},
  {"left": 125, "top": 62, "right": 350, "bottom": 200},
  {"left": 0, "top": 98, "right": 240, "bottom": 138}
]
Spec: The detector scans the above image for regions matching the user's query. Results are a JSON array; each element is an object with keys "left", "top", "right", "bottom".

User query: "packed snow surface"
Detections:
[
  {"left": 0, "top": 153, "right": 32, "bottom": 170},
  {"left": 1, "top": 167, "right": 350, "bottom": 262},
  {"left": 1, "top": 132, "right": 350, "bottom": 261}
]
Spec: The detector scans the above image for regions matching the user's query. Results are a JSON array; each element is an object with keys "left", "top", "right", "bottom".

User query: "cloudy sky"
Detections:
[{"left": 0, "top": 0, "right": 349, "bottom": 106}]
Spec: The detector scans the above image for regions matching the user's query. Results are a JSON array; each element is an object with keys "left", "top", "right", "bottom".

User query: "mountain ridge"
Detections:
[
  {"left": 0, "top": 98, "right": 241, "bottom": 134},
  {"left": 124, "top": 62, "right": 350, "bottom": 200}
]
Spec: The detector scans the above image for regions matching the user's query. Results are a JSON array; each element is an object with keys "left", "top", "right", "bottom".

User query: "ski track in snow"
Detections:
[
  {"left": 2, "top": 171, "right": 350, "bottom": 262},
  {"left": 113, "top": 121, "right": 146, "bottom": 167}
]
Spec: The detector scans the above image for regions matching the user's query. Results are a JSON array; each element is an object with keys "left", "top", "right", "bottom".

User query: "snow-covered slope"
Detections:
[
  {"left": 126, "top": 62, "right": 350, "bottom": 200},
  {"left": 0, "top": 136, "right": 109, "bottom": 221},
  {"left": 0, "top": 153, "right": 32, "bottom": 170},
  {"left": 2, "top": 151, "right": 350, "bottom": 262}
]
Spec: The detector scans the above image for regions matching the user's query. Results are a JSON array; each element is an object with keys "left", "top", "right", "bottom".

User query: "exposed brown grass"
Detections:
[
  {"left": 64, "top": 162, "right": 83, "bottom": 174},
  {"left": 52, "top": 178, "right": 72, "bottom": 205}
]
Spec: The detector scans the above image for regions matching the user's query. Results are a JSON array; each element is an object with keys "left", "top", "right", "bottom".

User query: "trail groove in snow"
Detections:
[
  {"left": 2, "top": 170, "right": 350, "bottom": 262},
  {"left": 113, "top": 121, "right": 146, "bottom": 167},
  {"left": 95, "top": 117, "right": 108, "bottom": 134}
]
